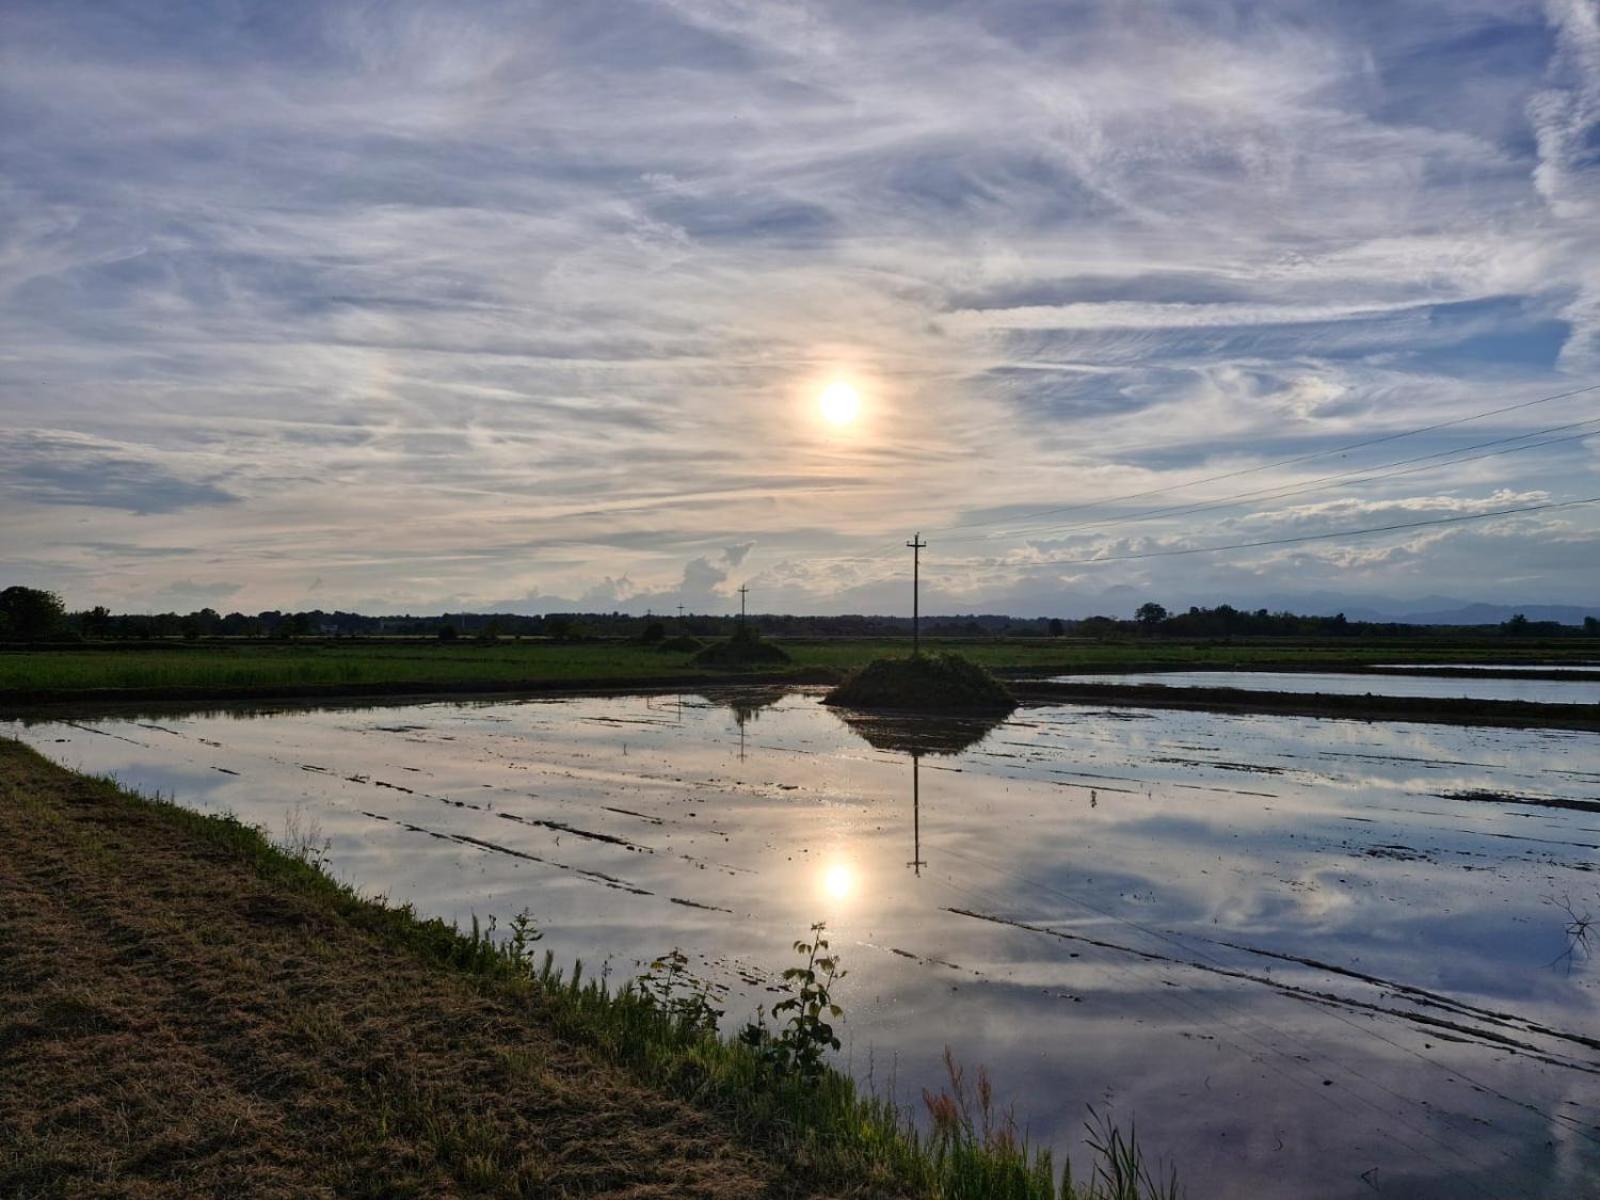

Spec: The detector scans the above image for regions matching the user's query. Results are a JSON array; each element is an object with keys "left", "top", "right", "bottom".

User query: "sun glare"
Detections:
[
  {"left": 818, "top": 381, "right": 861, "bottom": 427},
  {"left": 820, "top": 862, "right": 856, "bottom": 902}
]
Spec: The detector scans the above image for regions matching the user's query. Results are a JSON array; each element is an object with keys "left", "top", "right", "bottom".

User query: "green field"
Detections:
[{"left": 0, "top": 635, "right": 1591, "bottom": 699}]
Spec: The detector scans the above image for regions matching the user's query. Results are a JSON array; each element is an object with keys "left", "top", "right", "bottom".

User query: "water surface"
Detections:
[
  {"left": 7, "top": 691, "right": 1598, "bottom": 1199},
  {"left": 1046, "top": 669, "right": 1600, "bottom": 705}
]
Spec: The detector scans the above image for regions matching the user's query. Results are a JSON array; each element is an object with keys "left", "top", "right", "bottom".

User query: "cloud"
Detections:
[
  {"left": 147, "top": 579, "right": 243, "bottom": 609},
  {"left": 0, "top": 430, "right": 240, "bottom": 515},
  {"left": 0, "top": 0, "right": 1595, "bottom": 612}
]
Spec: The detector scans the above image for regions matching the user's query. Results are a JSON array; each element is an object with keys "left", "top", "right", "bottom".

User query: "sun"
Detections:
[{"left": 818, "top": 381, "right": 861, "bottom": 427}]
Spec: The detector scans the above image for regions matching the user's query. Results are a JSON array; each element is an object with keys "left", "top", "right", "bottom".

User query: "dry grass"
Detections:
[{"left": 0, "top": 738, "right": 816, "bottom": 1199}]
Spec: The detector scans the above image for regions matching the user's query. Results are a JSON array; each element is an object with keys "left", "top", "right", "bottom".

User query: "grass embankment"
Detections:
[
  {"left": 0, "top": 739, "right": 1173, "bottom": 1200},
  {"left": 4, "top": 635, "right": 1590, "bottom": 703},
  {"left": 1014, "top": 680, "right": 1600, "bottom": 732}
]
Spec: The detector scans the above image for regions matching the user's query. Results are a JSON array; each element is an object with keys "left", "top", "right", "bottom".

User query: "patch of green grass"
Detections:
[{"left": 5, "top": 633, "right": 1583, "bottom": 700}]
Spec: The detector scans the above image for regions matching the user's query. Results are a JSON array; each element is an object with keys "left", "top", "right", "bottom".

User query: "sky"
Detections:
[{"left": 3, "top": 0, "right": 1599, "bottom": 618}]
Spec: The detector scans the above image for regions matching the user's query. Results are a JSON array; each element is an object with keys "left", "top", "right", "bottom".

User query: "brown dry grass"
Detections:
[{"left": 0, "top": 738, "right": 824, "bottom": 1199}]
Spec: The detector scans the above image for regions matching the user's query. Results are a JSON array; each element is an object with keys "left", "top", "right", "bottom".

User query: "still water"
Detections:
[
  {"left": 1046, "top": 669, "right": 1600, "bottom": 705},
  {"left": 7, "top": 690, "right": 1598, "bottom": 1199}
]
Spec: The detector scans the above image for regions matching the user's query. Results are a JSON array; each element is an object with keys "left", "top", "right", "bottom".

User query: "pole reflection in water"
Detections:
[
  {"left": 829, "top": 708, "right": 1008, "bottom": 884},
  {"left": 907, "top": 754, "right": 925, "bottom": 877}
]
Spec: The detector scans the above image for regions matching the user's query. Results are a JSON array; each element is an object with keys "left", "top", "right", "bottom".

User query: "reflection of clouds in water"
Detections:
[{"left": 7, "top": 692, "right": 1599, "bottom": 1199}]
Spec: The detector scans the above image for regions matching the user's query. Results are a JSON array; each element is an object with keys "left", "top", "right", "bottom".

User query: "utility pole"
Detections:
[
  {"left": 906, "top": 532, "right": 926, "bottom": 655},
  {"left": 738, "top": 584, "right": 749, "bottom": 626}
]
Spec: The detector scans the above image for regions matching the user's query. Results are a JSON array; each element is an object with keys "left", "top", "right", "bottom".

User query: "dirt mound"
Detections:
[
  {"left": 655, "top": 634, "right": 705, "bottom": 653},
  {"left": 824, "top": 653, "right": 1016, "bottom": 714},
  {"left": 691, "top": 627, "right": 791, "bottom": 669}
]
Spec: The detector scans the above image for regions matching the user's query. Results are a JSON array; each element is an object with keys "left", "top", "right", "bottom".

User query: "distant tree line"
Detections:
[
  {"left": 1071, "top": 602, "right": 1600, "bottom": 640},
  {"left": 1, "top": 585, "right": 1596, "bottom": 643}
]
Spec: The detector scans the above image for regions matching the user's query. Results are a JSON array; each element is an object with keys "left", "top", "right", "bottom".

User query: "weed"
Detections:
[
  {"left": 635, "top": 947, "right": 724, "bottom": 1036},
  {"left": 276, "top": 804, "right": 331, "bottom": 869},
  {"left": 506, "top": 908, "right": 543, "bottom": 974},
  {"left": 740, "top": 922, "right": 845, "bottom": 1081}
]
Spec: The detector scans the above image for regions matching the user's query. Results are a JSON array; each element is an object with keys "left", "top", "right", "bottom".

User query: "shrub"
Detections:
[{"left": 740, "top": 923, "right": 845, "bottom": 1081}]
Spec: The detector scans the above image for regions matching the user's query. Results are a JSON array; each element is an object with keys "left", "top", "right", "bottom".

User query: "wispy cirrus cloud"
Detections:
[{"left": 0, "top": 0, "right": 1595, "bottom": 614}]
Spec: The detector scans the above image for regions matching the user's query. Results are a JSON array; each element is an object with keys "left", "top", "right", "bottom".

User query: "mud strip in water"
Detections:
[
  {"left": 602, "top": 805, "right": 665, "bottom": 825},
  {"left": 945, "top": 907, "right": 1600, "bottom": 1077},
  {"left": 495, "top": 811, "right": 654, "bottom": 852},
  {"left": 359, "top": 810, "right": 653, "bottom": 896},
  {"left": 1153, "top": 756, "right": 1287, "bottom": 775},
  {"left": 61, "top": 721, "right": 148, "bottom": 748},
  {"left": 1206, "top": 938, "right": 1600, "bottom": 1055},
  {"left": 1438, "top": 789, "right": 1600, "bottom": 815},
  {"left": 668, "top": 897, "right": 733, "bottom": 913}
]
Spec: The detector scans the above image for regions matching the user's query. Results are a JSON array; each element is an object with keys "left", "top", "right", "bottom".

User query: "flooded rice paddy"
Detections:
[
  {"left": 7, "top": 690, "right": 1598, "bottom": 1199},
  {"left": 1046, "top": 669, "right": 1600, "bottom": 705}
]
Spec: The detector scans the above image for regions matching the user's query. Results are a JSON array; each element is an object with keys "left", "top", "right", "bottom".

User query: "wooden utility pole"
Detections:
[
  {"left": 906, "top": 532, "right": 926, "bottom": 655},
  {"left": 738, "top": 584, "right": 749, "bottom": 625}
]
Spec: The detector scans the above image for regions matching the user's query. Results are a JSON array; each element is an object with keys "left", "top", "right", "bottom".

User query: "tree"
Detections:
[
  {"left": 1135, "top": 602, "right": 1169, "bottom": 629},
  {"left": 1501, "top": 613, "right": 1532, "bottom": 637},
  {"left": 1047, "top": 617, "right": 1065, "bottom": 637},
  {"left": 1586, "top": 616, "right": 1599, "bottom": 636},
  {"left": 0, "top": 586, "right": 66, "bottom": 641}
]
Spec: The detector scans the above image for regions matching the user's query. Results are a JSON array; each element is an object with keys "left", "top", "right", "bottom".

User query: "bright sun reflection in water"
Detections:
[
  {"left": 818, "top": 381, "right": 861, "bottom": 426},
  {"left": 820, "top": 862, "right": 856, "bottom": 902}
]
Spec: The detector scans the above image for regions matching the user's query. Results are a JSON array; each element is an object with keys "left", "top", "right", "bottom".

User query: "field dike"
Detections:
[{"left": 0, "top": 737, "right": 1176, "bottom": 1200}]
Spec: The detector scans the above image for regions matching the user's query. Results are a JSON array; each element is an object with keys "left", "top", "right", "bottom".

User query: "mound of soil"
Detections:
[
  {"left": 824, "top": 653, "right": 1016, "bottom": 714},
  {"left": 691, "top": 626, "right": 790, "bottom": 669},
  {"left": 655, "top": 634, "right": 705, "bottom": 653}
]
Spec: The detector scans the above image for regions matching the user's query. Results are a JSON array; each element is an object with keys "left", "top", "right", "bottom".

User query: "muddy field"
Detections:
[{"left": 7, "top": 688, "right": 1598, "bottom": 1199}]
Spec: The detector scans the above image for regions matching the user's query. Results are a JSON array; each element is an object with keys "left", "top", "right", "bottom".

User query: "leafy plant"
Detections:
[
  {"left": 636, "top": 947, "right": 724, "bottom": 1035},
  {"left": 506, "top": 908, "right": 544, "bottom": 974},
  {"left": 740, "top": 922, "right": 845, "bottom": 1080}
]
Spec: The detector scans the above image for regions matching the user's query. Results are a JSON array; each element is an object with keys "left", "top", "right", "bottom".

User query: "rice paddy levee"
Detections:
[
  {"left": 0, "top": 737, "right": 1175, "bottom": 1200},
  {"left": 1011, "top": 679, "right": 1600, "bottom": 732}
]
